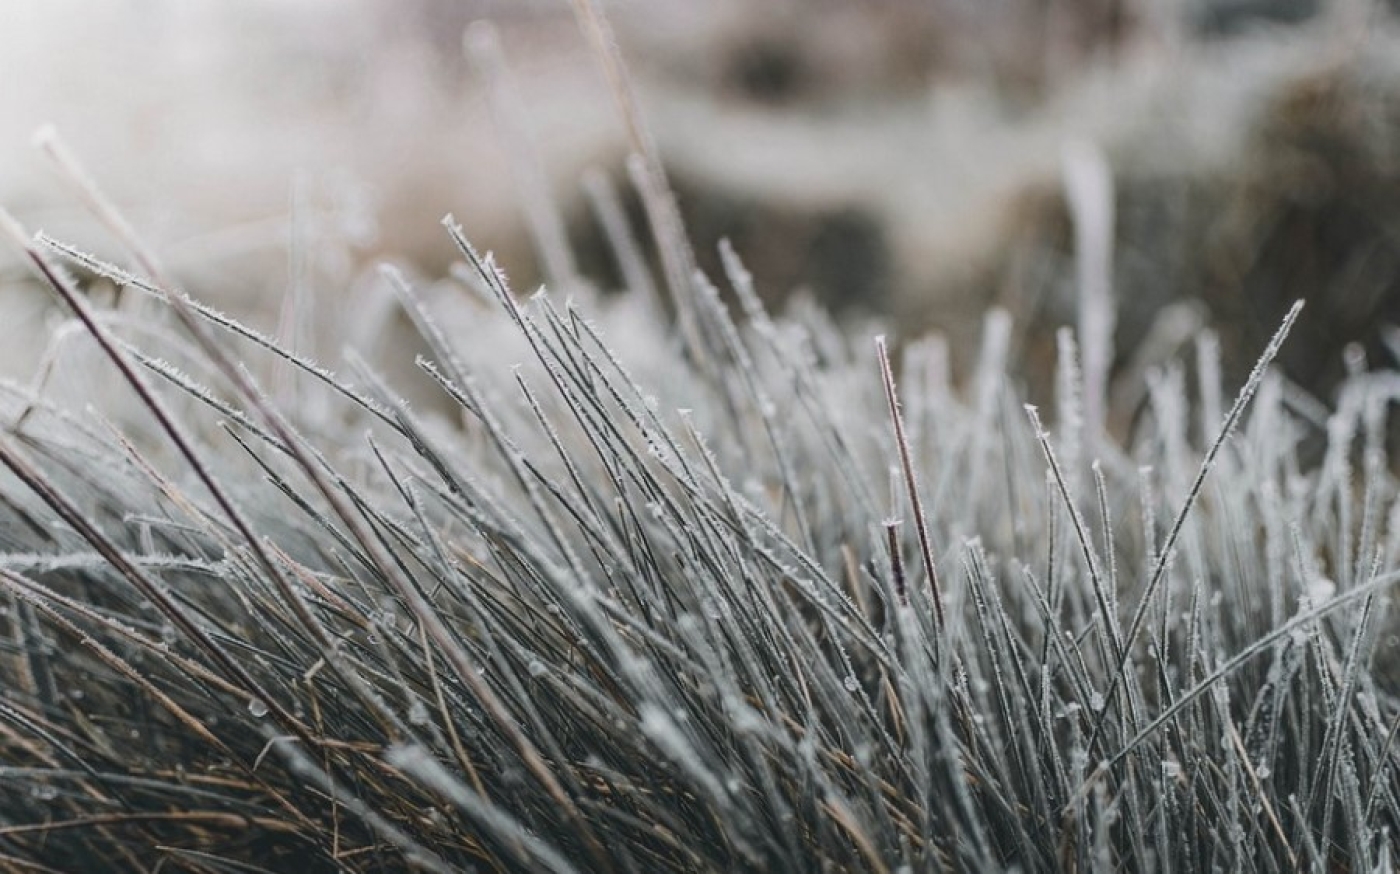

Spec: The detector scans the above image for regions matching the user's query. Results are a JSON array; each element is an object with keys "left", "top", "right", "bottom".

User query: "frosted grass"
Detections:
[
  {"left": 0, "top": 104, "right": 1398, "bottom": 874},
  {"left": 0, "top": 194, "right": 1396, "bottom": 871}
]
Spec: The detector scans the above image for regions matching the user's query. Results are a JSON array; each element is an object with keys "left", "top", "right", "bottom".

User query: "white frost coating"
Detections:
[
  {"left": 639, "top": 703, "right": 731, "bottom": 806},
  {"left": 1062, "top": 139, "right": 1115, "bottom": 451},
  {"left": 1304, "top": 576, "right": 1337, "bottom": 607},
  {"left": 385, "top": 743, "right": 582, "bottom": 874},
  {"left": 0, "top": 206, "right": 33, "bottom": 251}
]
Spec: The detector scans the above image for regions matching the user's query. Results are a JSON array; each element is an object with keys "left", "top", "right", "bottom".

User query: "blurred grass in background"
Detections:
[{"left": 2, "top": 0, "right": 1399, "bottom": 413}]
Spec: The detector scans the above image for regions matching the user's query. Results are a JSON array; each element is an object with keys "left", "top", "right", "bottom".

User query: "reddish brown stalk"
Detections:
[{"left": 876, "top": 336, "right": 945, "bottom": 630}]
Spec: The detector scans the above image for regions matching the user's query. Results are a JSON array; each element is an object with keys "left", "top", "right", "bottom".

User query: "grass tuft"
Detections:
[{"left": 0, "top": 91, "right": 1397, "bottom": 874}]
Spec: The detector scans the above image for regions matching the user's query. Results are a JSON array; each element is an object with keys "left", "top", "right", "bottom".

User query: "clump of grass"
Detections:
[
  {"left": 1, "top": 55, "right": 1399, "bottom": 874},
  {"left": 0, "top": 195, "right": 1396, "bottom": 872}
]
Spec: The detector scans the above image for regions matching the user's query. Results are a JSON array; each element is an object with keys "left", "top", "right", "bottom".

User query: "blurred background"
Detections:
[{"left": 1, "top": 0, "right": 1399, "bottom": 417}]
